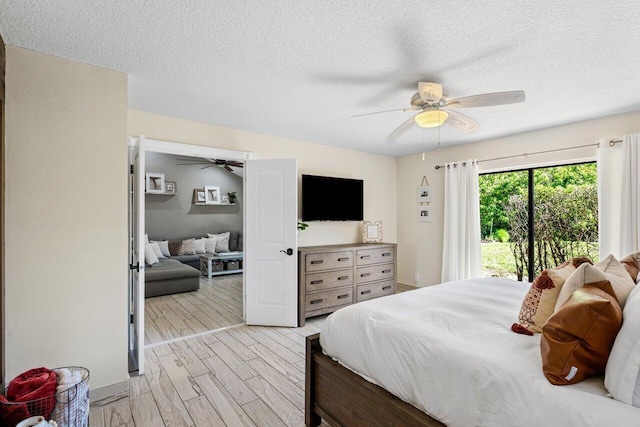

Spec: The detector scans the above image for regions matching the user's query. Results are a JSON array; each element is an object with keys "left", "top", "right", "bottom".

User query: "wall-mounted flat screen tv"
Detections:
[{"left": 302, "top": 174, "right": 363, "bottom": 221}]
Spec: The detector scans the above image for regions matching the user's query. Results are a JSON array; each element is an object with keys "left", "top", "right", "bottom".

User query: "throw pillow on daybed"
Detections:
[
  {"left": 150, "top": 240, "right": 171, "bottom": 257},
  {"left": 144, "top": 243, "right": 159, "bottom": 265},
  {"left": 168, "top": 238, "right": 196, "bottom": 256},
  {"left": 194, "top": 238, "right": 206, "bottom": 254},
  {"left": 148, "top": 242, "right": 166, "bottom": 259},
  {"left": 605, "top": 285, "right": 640, "bottom": 407},
  {"left": 204, "top": 236, "right": 219, "bottom": 254},
  {"left": 620, "top": 251, "right": 640, "bottom": 284},
  {"left": 511, "top": 259, "right": 588, "bottom": 335},
  {"left": 555, "top": 256, "right": 636, "bottom": 311},
  {"left": 541, "top": 278, "right": 622, "bottom": 385},
  {"left": 208, "top": 232, "right": 230, "bottom": 252}
]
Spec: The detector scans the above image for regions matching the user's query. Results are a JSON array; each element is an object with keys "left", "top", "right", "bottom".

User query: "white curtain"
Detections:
[
  {"left": 441, "top": 159, "right": 481, "bottom": 282},
  {"left": 620, "top": 134, "right": 640, "bottom": 255},
  {"left": 597, "top": 134, "right": 640, "bottom": 258}
]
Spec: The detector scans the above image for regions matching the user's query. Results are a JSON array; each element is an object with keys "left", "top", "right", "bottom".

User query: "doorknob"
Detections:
[{"left": 280, "top": 248, "right": 294, "bottom": 256}]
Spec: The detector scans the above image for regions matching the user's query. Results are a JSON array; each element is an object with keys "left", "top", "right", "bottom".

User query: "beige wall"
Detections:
[
  {"left": 128, "top": 110, "right": 398, "bottom": 246},
  {"left": 397, "top": 110, "right": 640, "bottom": 287},
  {"left": 5, "top": 47, "right": 128, "bottom": 389}
]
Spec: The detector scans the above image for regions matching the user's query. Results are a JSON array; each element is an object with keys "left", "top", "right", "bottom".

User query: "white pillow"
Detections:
[
  {"left": 149, "top": 242, "right": 166, "bottom": 259},
  {"left": 605, "top": 285, "right": 640, "bottom": 407},
  {"left": 204, "top": 237, "right": 219, "bottom": 254},
  {"left": 194, "top": 238, "right": 206, "bottom": 254},
  {"left": 144, "top": 243, "right": 159, "bottom": 265},
  {"left": 208, "top": 232, "right": 230, "bottom": 252},
  {"left": 594, "top": 254, "right": 636, "bottom": 307},
  {"left": 145, "top": 234, "right": 150, "bottom": 244},
  {"left": 151, "top": 240, "right": 171, "bottom": 257}
]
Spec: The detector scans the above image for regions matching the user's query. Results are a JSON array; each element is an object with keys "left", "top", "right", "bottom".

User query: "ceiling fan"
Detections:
[
  {"left": 354, "top": 82, "right": 525, "bottom": 140},
  {"left": 176, "top": 158, "right": 243, "bottom": 172}
]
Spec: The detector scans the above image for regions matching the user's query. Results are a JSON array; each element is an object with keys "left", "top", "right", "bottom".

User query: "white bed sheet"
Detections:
[{"left": 320, "top": 278, "right": 640, "bottom": 427}]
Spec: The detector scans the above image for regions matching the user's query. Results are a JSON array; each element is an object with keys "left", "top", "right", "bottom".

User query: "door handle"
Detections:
[{"left": 280, "top": 248, "right": 294, "bottom": 256}]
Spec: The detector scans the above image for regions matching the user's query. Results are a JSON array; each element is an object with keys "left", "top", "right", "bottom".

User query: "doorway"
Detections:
[{"left": 128, "top": 136, "right": 254, "bottom": 374}]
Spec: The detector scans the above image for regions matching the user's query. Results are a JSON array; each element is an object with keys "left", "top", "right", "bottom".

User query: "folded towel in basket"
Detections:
[
  {"left": 6, "top": 368, "right": 58, "bottom": 418},
  {"left": 51, "top": 369, "right": 88, "bottom": 427}
]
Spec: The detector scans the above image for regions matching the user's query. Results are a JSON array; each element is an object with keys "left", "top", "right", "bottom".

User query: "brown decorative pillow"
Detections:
[
  {"left": 620, "top": 251, "right": 640, "bottom": 283},
  {"left": 168, "top": 240, "right": 182, "bottom": 256},
  {"left": 541, "top": 282, "right": 622, "bottom": 385},
  {"left": 511, "top": 261, "right": 577, "bottom": 335}
]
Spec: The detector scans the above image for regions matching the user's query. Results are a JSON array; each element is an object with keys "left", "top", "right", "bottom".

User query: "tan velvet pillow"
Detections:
[
  {"left": 620, "top": 251, "right": 640, "bottom": 283},
  {"left": 541, "top": 282, "right": 622, "bottom": 385},
  {"left": 594, "top": 254, "right": 635, "bottom": 307},
  {"left": 511, "top": 261, "right": 576, "bottom": 335}
]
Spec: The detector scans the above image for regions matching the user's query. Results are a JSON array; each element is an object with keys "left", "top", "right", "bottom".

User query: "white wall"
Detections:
[
  {"left": 5, "top": 47, "right": 128, "bottom": 390},
  {"left": 397, "top": 110, "right": 640, "bottom": 287},
  {"left": 128, "top": 110, "right": 398, "bottom": 246},
  {"left": 145, "top": 152, "right": 243, "bottom": 240}
]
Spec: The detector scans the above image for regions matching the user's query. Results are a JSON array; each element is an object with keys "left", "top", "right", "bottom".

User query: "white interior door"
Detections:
[
  {"left": 245, "top": 159, "right": 298, "bottom": 326},
  {"left": 128, "top": 136, "right": 145, "bottom": 374}
]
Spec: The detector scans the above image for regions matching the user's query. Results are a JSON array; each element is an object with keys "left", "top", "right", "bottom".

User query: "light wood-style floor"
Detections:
[
  {"left": 92, "top": 317, "right": 326, "bottom": 427},
  {"left": 145, "top": 275, "right": 244, "bottom": 345},
  {"left": 120, "top": 279, "right": 418, "bottom": 426}
]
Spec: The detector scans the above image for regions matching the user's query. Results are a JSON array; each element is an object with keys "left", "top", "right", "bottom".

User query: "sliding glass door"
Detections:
[{"left": 480, "top": 162, "right": 598, "bottom": 281}]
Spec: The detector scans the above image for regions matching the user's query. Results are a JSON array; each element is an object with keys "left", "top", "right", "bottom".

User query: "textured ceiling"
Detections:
[{"left": 2, "top": 1, "right": 640, "bottom": 157}]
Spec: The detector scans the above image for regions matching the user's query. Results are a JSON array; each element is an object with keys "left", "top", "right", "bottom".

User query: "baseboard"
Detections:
[{"left": 90, "top": 378, "right": 130, "bottom": 406}]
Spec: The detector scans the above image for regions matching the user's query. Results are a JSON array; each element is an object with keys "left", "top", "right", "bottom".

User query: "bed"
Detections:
[{"left": 305, "top": 277, "right": 640, "bottom": 426}]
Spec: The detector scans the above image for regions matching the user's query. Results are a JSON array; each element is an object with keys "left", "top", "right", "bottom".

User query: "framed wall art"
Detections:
[
  {"left": 146, "top": 172, "right": 165, "bottom": 194},
  {"left": 362, "top": 220, "right": 383, "bottom": 243},
  {"left": 205, "top": 185, "right": 221, "bottom": 205}
]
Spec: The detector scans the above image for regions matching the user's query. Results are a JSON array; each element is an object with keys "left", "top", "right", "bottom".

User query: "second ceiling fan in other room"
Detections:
[{"left": 353, "top": 82, "right": 525, "bottom": 140}]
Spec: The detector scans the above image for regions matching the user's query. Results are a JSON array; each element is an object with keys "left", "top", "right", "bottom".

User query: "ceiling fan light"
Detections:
[{"left": 414, "top": 110, "right": 448, "bottom": 128}]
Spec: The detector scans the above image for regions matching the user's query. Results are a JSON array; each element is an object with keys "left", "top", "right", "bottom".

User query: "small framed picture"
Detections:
[
  {"left": 193, "top": 188, "right": 206, "bottom": 203},
  {"left": 205, "top": 185, "right": 221, "bottom": 205},
  {"left": 418, "top": 206, "right": 431, "bottom": 222},
  {"left": 418, "top": 186, "right": 431, "bottom": 202},
  {"left": 146, "top": 172, "right": 165, "bottom": 194},
  {"left": 362, "top": 220, "right": 383, "bottom": 243},
  {"left": 165, "top": 181, "right": 176, "bottom": 194},
  {"left": 221, "top": 194, "right": 229, "bottom": 203}
]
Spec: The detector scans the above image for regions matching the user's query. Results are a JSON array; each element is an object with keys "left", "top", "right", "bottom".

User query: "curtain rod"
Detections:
[{"left": 434, "top": 139, "right": 622, "bottom": 170}]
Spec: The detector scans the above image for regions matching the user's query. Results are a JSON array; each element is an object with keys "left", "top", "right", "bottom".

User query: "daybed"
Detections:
[
  {"left": 306, "top": 276, "right": 640, "bottom": 426},
  {"left": 145, "top": 258, "right": 200, "bottom": 298},
  {"left": 150, "top": 231, "right": 243, "bottom": 269}
]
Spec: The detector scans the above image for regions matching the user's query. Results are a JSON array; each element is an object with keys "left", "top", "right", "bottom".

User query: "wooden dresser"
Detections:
[{"left": 298, "top": 243, "right": 397, "bottom": 326}]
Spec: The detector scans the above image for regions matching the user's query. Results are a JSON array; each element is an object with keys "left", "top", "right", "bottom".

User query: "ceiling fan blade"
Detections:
[
  {"left": 443, "top": 109, "right": 480, "bottom": 133},
  {"left": 446, "top": 90, "right": 525, "bottom": 108},
  {"left": 387, "top": 113, "right": 420, "bottom": 141},
  {"left": 224, "top": 165, "right": 233, "bottom": 172},
  {"left": 418, "top": 82, "right": 443, "bottom": 104},
  {"left": 176, "top": 162, "right": 210, "bottom": 165},
  {"left": 352, "top": 107, "right": 414, "bottom": 118},
  {"left": 199, "top": 165, "right": 214, "bottom": 170}
]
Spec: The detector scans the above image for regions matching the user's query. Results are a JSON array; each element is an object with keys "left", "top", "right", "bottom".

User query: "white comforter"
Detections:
[{"left": 320, "top": 278, "right": 640, "bottom": 427}]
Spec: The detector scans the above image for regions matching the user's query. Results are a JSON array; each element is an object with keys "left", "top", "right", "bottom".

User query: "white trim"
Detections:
[
  {"left": 90, "top": 379, "right": 130, "bottom": 406},
  {"left": 130, "top": 136, "right": 256, "bottom": 161},
  {"left": 480, "top": 156, "right": 596, "bottom": 174}
]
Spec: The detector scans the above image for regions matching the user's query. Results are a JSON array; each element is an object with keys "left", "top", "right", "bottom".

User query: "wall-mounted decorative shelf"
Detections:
[
  {"left": 146, "top": 192, "right": 177, "bottom": 196},
  {"left": 193, "top": 202, "right": 236, "bottom": 206}
]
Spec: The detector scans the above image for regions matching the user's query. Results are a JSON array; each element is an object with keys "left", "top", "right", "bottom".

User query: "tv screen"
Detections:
[{"left": 302, "top": 175, "right": 363, "bottom": 221}]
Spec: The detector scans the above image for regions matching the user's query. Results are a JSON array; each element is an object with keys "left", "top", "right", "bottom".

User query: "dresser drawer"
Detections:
[
  {"left": 305, "top": 269, "right": 353, "bottom": 292},
  {"left": 356, "top": 247, "right": 394, "bottom": 266},
  {"left": 355, "top": 263, "right": 394, "bottom": 284},
  {"left": 356, "top": 280, "right": 395, "bottom": 302},
  {"left": 305, "top": 251, "right": 353, "bottom": 272},
  {"left": 306, "top": 288, "right": 353, "bottom": 311}
]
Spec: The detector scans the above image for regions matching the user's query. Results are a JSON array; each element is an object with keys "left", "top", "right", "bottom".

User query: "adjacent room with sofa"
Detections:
[{"left": 2, "top": 2, "right": 640, "bottom": 427}]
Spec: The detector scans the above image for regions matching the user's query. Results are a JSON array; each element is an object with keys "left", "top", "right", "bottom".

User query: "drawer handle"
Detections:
[
  {"left": 310, "top": 260, "right": 324, "bottom": 265},
  {"left": 337, "top": 294, "right": 349, "bottom": 299},
  {"left": 382, "top": 286, "right": 392, "bottom": 291},
  {"left": 338, "top": 276, "right": 349, "bottom": 280},
  {"left": 310, "top": 279, "right": 324, "bottom": 285},
  {"left": 360, "top": 290, "right": 371, "bottom": 295},
  {"left": 338, "top": 257, "right": 349, "bottom": 262},
  {"left": 360, "top": 255, "right": 371, "bottom": 259},
  {"left": 360, "top": 273, "right": 371, "bottom": 277},
  {"left": 382, "top": 269, "right": 392, "bottom": 274},
  {"left": 382, "top": 252, "right": 391, "bottom": 257},
  {"left": 310, "top": 298, "right": 323, "bottom": 304}
]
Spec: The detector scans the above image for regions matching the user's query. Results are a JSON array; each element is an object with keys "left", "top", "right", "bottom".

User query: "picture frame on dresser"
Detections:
[{"left": 362, "top": 220, "right": 383, "bottom": 243}]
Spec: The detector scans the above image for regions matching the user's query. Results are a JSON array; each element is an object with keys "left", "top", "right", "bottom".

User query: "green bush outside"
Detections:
[{"left": 494, "top": 229, "right": 509, "bottom": 243}]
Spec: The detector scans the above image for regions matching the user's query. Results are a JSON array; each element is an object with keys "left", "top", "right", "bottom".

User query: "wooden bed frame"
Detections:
[{"left": 305, "top": 333, "right": 445, "bottom": 427}]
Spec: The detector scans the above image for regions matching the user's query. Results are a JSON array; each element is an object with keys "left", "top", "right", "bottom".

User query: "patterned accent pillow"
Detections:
[
  {"left": 511, "top": 260, "right": 578, "bottom": 335},
  {"left": 178, "top": 238, "right": 196, "bottom": 255}
]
